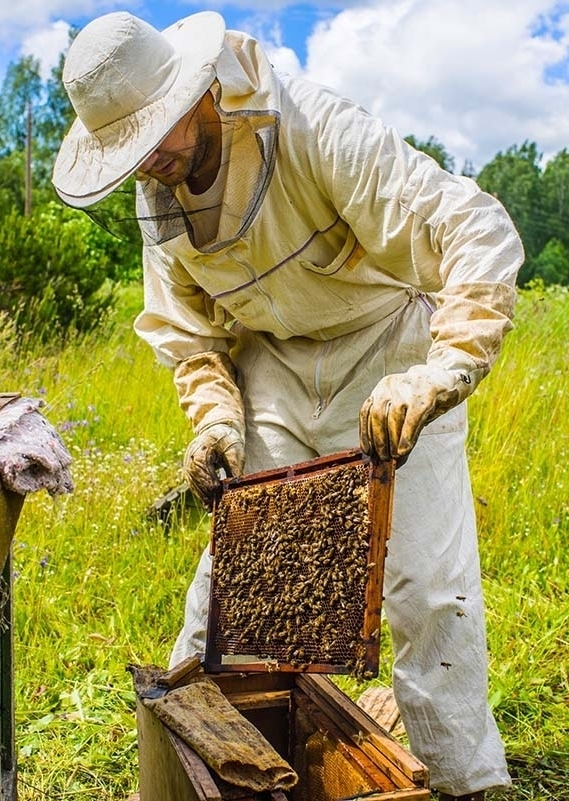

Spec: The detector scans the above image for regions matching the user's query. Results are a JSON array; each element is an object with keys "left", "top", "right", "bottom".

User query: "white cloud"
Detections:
[
  {"left": 0, "top": 0, "right": 138, "bottom": 79},
  {"left": 268, "top": 0, "right": 569, "bottom": 171},
  {"left": 0, "top": 0, "right": 115, "bottom": 33},
  {"left": 265, "top": 44, "right": 303, "bottom": 77},
  {"left": 20, "top": 20, "right": 71, "bottom": 80}
]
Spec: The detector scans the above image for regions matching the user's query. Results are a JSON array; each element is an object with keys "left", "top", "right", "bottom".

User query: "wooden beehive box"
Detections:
[{"left": 133, "top": 666, "right": 430, "bottom": 801}]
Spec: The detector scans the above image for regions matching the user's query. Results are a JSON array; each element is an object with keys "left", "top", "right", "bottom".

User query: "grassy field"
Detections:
[{"left": 3, "top": 282, "right": 568, "bottom": 800}]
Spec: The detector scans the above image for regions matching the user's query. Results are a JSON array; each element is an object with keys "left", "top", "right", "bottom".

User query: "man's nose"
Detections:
[{"left": 139, "top": 150, "right": 160, "bottom": 172}]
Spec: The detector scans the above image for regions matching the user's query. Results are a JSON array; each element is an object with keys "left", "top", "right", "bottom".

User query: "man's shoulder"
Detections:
[
  {"left": 277, "top": 71, "right": 374, "bottom": 128},
  {"left": 277, "top": 71, "right": 337, "bottom": 102}
]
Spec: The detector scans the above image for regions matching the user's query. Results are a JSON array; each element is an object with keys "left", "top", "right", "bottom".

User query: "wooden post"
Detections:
[
  {"left": 24, "top": 99, "right": 32, "bottom": 218},
  {"left": 0, "top": 488, "right": 24, "bottom": 801}
]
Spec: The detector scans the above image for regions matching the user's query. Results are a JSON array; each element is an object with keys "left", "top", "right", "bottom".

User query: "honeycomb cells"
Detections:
[{"left": 210, "top": 462, "right": 374, "bottom": 675}]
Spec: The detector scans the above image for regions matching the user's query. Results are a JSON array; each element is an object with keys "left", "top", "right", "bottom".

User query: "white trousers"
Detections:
[{"left": 170, "top": 294, "right": 510, "bottom": 796}]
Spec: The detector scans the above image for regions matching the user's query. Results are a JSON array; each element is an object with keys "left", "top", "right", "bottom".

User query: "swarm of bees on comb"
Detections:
[{"left": 210, "top": 460, "right": 378, "bottom": 678}]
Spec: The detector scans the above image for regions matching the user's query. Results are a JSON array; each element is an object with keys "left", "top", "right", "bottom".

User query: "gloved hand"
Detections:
[
  {"left": 359, "top": 364, "right": 475, "bottom": 462},
  {"left": 360, "top": 280, "right": 518, "bottom": 463},
  {"left": 184, "top": 423, "right": 245, "bottom": 510},
  {"left": 174, "top": 351, "right": 246, "bottom": 510}
]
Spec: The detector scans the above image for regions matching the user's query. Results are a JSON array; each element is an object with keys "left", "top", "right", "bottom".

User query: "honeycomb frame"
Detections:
[{"left": 204, "top": 449, "right": 395, "bottom": 677}]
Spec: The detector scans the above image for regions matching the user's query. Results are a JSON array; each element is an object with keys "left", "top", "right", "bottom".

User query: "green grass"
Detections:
[
  {"left": 4, "top": 282, "right": 569, "bottom": 799},
  {"left": 467, "top": 285, "right": 569, "bottom": 799}
]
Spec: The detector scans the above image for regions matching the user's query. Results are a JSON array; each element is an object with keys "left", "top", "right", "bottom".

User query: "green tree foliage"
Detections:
[
  {"left": 0, "top": 57, "right": 42, "bottom": 156},
  {"left": 0, "top": 47, "right": 141, "bottom": 345},
  {"left": 38, "top": 51, "right": 76, "bottom": 152},
  {"left": 0, "top": 202, "right": 119, "bottom": 342},
  {"left": 460, "top": 159, "right": 477, "bottom": 179},
  {"left": 0, "top": 58, "right": 43, "bottom": 219},
  {"left": 0, "top": 35, "right": 77, "bottom": 211},
  {"left": 0, "top": 151, "right": 26, "bottom": 216},
  {"left": 532, "top": 238, "right": 569, "bottom": 285},
  {"left": 540, "top": 148, "right": 569, "bottom": 247},
  {"left": 405, "top": 134, "right": 456, "bottom": 173},
  {"left": 476, "top": 142, "right": 543, "bottom": 284},
  {"left": 81, "top": 177, "right": 143, "bottom": 282},
  {"left": 477, "top": 142, "right": 569, "bottom": 287},
  {"left": 34, "top": 33, "right": 78, "bottom": 190}
]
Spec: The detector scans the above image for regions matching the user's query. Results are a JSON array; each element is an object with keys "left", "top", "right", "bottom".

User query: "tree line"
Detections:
[{"left": 0, "top": 45, "right": 567, "bottom": 344}]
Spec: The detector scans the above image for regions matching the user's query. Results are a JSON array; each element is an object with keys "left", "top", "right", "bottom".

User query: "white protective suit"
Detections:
[{"left": 133, "top": 29, "right": 524, "bottom": 797}]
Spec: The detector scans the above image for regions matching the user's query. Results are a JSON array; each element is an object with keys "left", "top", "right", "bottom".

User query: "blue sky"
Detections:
[{"left": 2, "top": 1, "right": 569, "bottom": 172}]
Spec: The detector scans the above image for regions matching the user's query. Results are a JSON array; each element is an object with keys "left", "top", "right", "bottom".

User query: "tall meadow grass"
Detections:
[
  {"left": 467, "top": 285, "right": 569, "bottom": 795},
  {"left": 5, "top": 287, "right": 209, "bottom": 799},
  {"left": 3, "top": 282, "right": 568, "bottom": 799}
]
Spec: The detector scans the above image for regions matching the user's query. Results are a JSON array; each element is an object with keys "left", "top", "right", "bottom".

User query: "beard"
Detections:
[{"left": 144, "top": 138, "right": 209, "bottom": 188}]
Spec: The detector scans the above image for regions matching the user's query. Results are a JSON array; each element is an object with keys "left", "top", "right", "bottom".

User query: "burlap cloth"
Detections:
[
  {"left": 145, "top": 677, "right": 297, "bottom": 792},
  {"left": 0, "top": 396, "right": 73, "bottom": 495}
]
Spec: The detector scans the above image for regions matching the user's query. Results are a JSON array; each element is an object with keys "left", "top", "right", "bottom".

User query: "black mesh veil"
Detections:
[
  {"left": 83, "top": 108, "right": 279, "bottom": 253},
  {"left": 81, "top": 177, "right": 136, "bottom": 241}
]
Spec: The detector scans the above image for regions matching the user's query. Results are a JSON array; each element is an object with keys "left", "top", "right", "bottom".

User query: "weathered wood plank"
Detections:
[
  {"left": 296, "top": 675, "right": 428, "bottom": 786},
  {"left": 0, "top": 488, "right": 23, "bottom": 572},
  {"left": 292, "top": 689, "right": 398, "bottom": 793},
  {"left": 0, "top": 486, "right": 23, "bottom": 801},
  {"left": 357, "top": 685, "right": 405, "bottom": 737},
  {"left": 137, "top": 699, "right": 221, "bottom": 801},
  {"left": 223, "top": 690, "right": 290, "bottom": 710}
]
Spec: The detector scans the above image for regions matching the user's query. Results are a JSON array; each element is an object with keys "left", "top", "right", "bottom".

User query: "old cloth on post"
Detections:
[
  {"left": 145, "top": 678, "right": 298, "bottom": 791},
  {"left": 0, "top": 397, "right": 73, "bottom": 496}
]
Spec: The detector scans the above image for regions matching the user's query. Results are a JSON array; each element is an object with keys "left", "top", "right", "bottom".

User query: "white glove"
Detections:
[
  {"left": 359, "top": 364, "right": 475, "bottom": 462},
  {"left": 184, "top": 423, "right": 245, "bottom": 510}
]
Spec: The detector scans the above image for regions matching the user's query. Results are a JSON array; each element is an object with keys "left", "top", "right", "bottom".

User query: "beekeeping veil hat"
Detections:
[{"left": 52, "top": 11, "right": 226, "bottom": 208}]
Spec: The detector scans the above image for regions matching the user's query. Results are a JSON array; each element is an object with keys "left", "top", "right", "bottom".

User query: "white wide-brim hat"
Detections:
[{"left": 52, "top": 11, "right": 226, "bottom": 208}]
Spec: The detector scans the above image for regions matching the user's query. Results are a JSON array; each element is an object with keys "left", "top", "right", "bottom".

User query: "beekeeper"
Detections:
[{"left": 53, "top": 11, "right": 523, "bottom": 801}]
